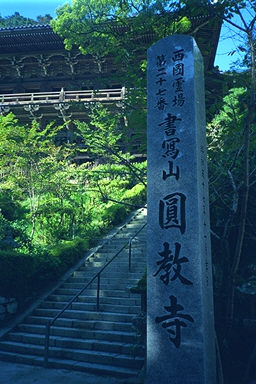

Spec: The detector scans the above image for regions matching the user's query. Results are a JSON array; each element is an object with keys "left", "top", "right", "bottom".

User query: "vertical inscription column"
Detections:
[{"left": 147, "top": 35, "right": 216, "bottom": 384}]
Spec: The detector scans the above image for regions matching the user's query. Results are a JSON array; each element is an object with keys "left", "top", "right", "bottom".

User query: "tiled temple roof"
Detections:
[{"left": 0, "top": 24, "right": 64, "bottom": 53}]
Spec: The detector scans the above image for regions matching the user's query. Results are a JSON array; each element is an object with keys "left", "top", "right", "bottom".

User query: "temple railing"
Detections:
[{"left": 0, "top": 87, "right": 126, "bottom": 107}]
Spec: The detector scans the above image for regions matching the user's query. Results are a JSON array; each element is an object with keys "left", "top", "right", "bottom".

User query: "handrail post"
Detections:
[
  {"left": 128, "top": 238, "right": 132, "bottom": 272},
  {"left": 44, "top": 320, "right": 51, "bottom": 367},
  {"left": 96, "top": 274, "right": 101, "bottom": 311}
]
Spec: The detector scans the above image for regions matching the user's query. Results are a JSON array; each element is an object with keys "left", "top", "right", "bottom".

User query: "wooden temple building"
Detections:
[{"left": 0, "top": 16, "right": 222, "bottom": 153}]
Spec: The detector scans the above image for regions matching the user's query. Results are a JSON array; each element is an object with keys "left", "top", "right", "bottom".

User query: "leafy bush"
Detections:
[
  {"left": 0, "top": 213, "right": 10, "bottom": 241},
  {"left": 101, "top": 203, "right": 127, "bottom": 226},
  {"left": 50, "top": 238, "right": 88, "bottom": 273},
  {"left": 0, "top": 249, "right": 36, "bottom": 298},
  {"left": 0, "top": 189, "right": 25, "bottom": 221},
  {"left": 0, "top": 113, "right": 147, "bottom": 302},
  {"left": 122, "top": 183, "right": 146, "bottom": 206},
  {"left": 0, "top": 238, "right": 89, "bottom": 300}
]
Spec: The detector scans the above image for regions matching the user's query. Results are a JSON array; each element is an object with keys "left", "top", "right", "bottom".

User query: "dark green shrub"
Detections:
[
  {"left": 123, "top": 183, "right": 146, "bottom": 207},
  {"left": 50, "top": 238, "right": 88, "bottom": 273},
  {"left": 0, "top": 190, "right": 25, "bottom": 221},
  {"left": 0, "top": 250, "right": 36, "bottom": 298},
  {"left": 0, "top": 240, "right": 88, "bottom": 300},
  {"left": 0, "top": 213, "right": 10, "bottom": 241},
  {"left": 31, "top": 246, "right": 61, "bottom": 285},
  {"left": 101, "top": 203, "right": 127, "bottom": 226}
]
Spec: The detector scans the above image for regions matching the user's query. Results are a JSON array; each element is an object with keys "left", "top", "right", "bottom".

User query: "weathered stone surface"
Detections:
[
  {"left": 0, "top": 297, "right": 8, "bottom": 304},
  {"left": 9, "top": 298, "right": 16, "bottom": 303},
  {"left": 147, "top": 35, "right": 216, "bottom": 384},
  {"left": 7, "top": 301, "right": 18, "bottom": 314},
  {"left": 0, "top": 304, "right": 5, "bottom": 320},
  {"left": 0, "top": 305, "right": 5, "bottom": 314}
]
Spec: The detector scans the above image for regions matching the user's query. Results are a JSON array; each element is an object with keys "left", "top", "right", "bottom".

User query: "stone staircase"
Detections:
[{"left": 0, "top": 208, "right": 147, "bottom": 378}]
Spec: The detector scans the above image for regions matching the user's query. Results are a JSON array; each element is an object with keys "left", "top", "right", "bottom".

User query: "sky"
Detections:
[
  {"left": 0, "top": 0, "right": 251, "bottom": 72},
  {"left": 0, "top": 0, "right": 72, "bottom": 19}
]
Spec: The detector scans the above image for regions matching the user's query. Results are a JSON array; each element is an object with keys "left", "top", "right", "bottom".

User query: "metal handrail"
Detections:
[
  {"left": 0, "top": 87, "right": 126, "bottom": 106},
  {"left": 44, "top": 220, "right": 146, "bottom": 366}
]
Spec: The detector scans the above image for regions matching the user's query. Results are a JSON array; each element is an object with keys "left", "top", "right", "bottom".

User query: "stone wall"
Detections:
[{"left": 0, "top": 297, "right": 18, "bottom": 321}]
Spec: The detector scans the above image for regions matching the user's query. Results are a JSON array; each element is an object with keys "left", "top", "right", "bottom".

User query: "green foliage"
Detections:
[
  {"left": 207, "top": 87, "right": 255, "bottom": 227},
  {"left": 207, "top": 87, "right": 247, "bottom": 161},
  {"left": 0, "top": 213, "right": 9, "bottom": 241},
  {"left": 0, "top": 111, "right": 146, "bottom": 300},
  {"left": 101, "top": 203, "right": 127, "bottom": 226},
  {"left": 0, "top": 189, "right": 25, "bottom": 221},
  {"left": 131, "top": 270, "right": 146, "bottom": 293},
  {"left": 0, "top": 12, "right": 37, "bottom": 28},
  {"left": 75, "top": 105, "right": 123, "bottom": 161},
  {"left": 50, "top": 238, "right": 88, "bottom": 273},
  {"left": 52, "top": 0, "right": 191, "bottom": 88},
  {"left": 208, "top": 89, "right": 240, "bottom": 233},
  {"left": 0, "top": 239, "right": 85, "bottom": 299},
  {"left": 122, "top": 183, "right": 146, "bottom": 206},
  {"left": 0, "top": 12, "right": 52, "bottom": 28},
  {"left": 0, "top": 249, "right": 36, "bottom": 298}
]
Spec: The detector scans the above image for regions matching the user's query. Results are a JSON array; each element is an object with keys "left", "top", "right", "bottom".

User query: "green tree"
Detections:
[
  {"left": 74, "top": 104, "right": 147, "bottom": 187},
  {"left": 51, "top": 0, "right": 191, "bottom": 87},
  {"left": 0, "top": 114, "right": 71, "bottom": 244},
  {"left": 201, "top": 3, "right": 256, "bottom": 382},
  {"left": 208, "top": 0, "right": 256, "bottom": 331},
  {"left": 0, "top": 12, "right": 52, "bottom": 28},
  {"left": 0, "top": 12, "right": 36, "bottom": 27}
]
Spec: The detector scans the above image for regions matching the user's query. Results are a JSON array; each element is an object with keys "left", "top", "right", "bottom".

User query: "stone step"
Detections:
[
  {"left": 98, "top": 241, "right": 146, "bottom": 250},
  {"left": 85, "top": 255, "right": 146, "bottom": 262},
  {"left": 123, "top": 222, "right": 146, "bottom": 228},
  {"left": 18, "top": 324, "right": 139, "bottom": 343},
  {"left": 81, "top": 262, "right": 146, "bottom": 271},
  {"left": 82, "top": 268, "right": 145, "bottom": 276},
  {"left": 47, "top": 294, "right": 141, "bottom": 306},
  {"left": 0, "top": 350, "right": 141, "bottom": 377},
  {"left": 0, "top": 207, "right": 147, "bottom": 377},
  {"left": 87, "top": 252, "right": 144, "bottom": 259},
  {"left": 25, "top": 316, "right": 133, "bottom": 332},
  {"left": 39, "top": 301, "right": 140, "bottom": 314},
  {"left": 48, "top": 356, "right": 141, "bottom": 377},
  {"left": 66, "top": 277, "right": 140, "bottom": 286},
  {"left": 0, "top": 341, "right": 144, "bottom": 369},
  {"left": 54, "top": 287, "right": 139, "bottom": 298},
  {"left": 72, "top": 270, "right": 143, "bottom": 278},
  {"left": 60, "top": 283, "right": 137, "bottom": 291},
  {"left": 32, "top": 308, "right": 135, "bottom": 323},
  {"left": 7, "top": 332, "right": 145, "bottom": 356}
]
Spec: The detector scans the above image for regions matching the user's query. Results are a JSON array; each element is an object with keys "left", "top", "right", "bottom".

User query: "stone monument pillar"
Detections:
[{"left": 147, "top": 35, "right": 216, "bottom": 384}]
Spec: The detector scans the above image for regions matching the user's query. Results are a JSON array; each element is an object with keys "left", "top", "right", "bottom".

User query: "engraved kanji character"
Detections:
[
  {"left": 173, "top": 63, "right": 184, "bottom": 77},
  {"left": 162, "top": 137, "right": 180, "bottom": 159},
  {"left": 156, "top": 97, "right": 167, "bottom": 110},
  {"left": 164, "top": 128, "right": 176, "bottom": 136},
  {"left": 154, "top": 242, "right": 193, "bottom": 286},
  {"left": 157, "top": 68, "right": 167, "bottom": 77},
  {"left": 156, "top": 77, "right": 167, "bottom": 86},
  {"left": 156, "top": 88, "right": 167, "bottom": 96},
  {"left": 158, "top": 113, "right": 181, "bottom": 130},
  {"left": 172, "top": 93, "right": 185, "bottom": 107},
  {"left": 155, "top": 295, "right": 194, "bottom": 348},
  {"left": 156, "top": 54, "right": 167, "bottom": 67},
  {"left": 163, "top": 160, "right": 180, "bottom": 180},
  {"left": 173, "top": 77, "right": 184, "bottom": 92},
  {"left": 159, "top": 193, "right": 186, "bottom": 234},
  {"left": 172, "top": 49, "right": 184, "bottom": 62}
]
